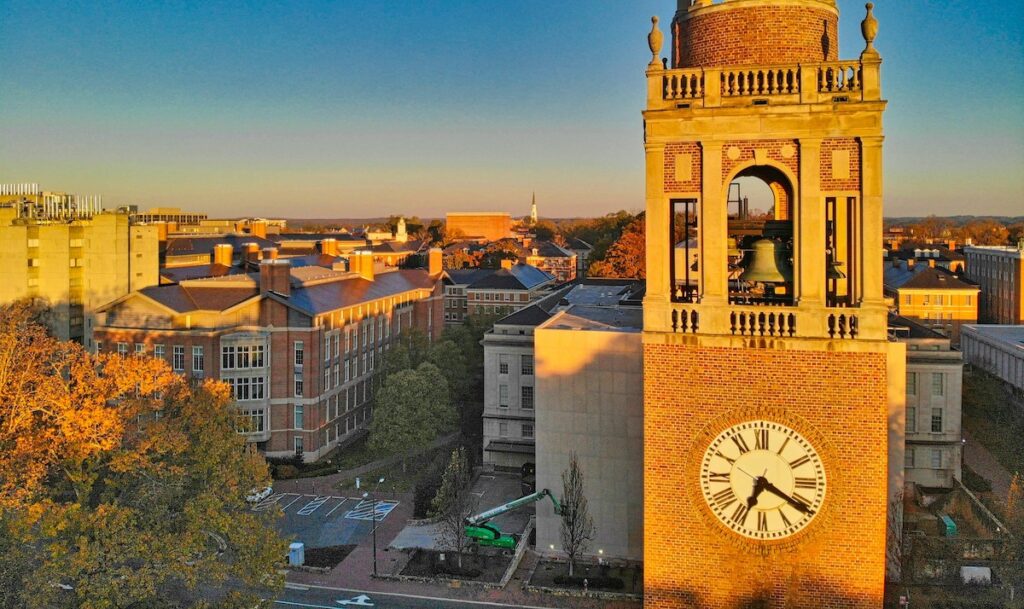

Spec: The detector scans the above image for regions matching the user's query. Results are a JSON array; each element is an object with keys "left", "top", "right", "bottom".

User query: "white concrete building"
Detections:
[{"left": 961, "top": 324, "right": 1024, "bottom": 393}]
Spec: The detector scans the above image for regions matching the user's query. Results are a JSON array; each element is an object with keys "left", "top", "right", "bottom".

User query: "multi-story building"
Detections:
[
  {"left": 94, "top": 250, "right": 445, "bottom": 462},
  {"left": 961, "top": 324, "right": 1024, "bottom": 393},
  {"left": 885, "top": 242, "right": 965, "bottom": 273},
  {"left": 0, "top": 201, "right": 159, "bottom": 346},
  {"left": 481, "top": 280, "right": 643, "bottom": 472},
  {"left": 443, "top": 268, "right": 496, "bottom": 324},
  {"left": 446, "top": 212, "right": 512, "bottom": 241},
  {"left": 884, "top": 262, "right": 979, "bottom": 345},
  {"left": 567, "top": 238, "right": 593, "bottom": 275},
  {"left": 466, "top": 263, "right": 555, "bottom": 318},
  {"left": 964, "top": 243, "right": 1024, "bottom": 324},
  {"left": 130, "top": 207, "right": 209, "bottom": 225},
  {"left": 525, "top": 242, "right": 577, "bottom": 283},
  {"left": 891, "top": 316, "right": 963, "bottom": 489}
]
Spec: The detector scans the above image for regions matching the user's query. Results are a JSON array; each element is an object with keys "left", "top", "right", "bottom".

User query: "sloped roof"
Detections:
[
  {"left": 285, "top": 269, "right": 436, "bottom": 315},
  {"left": 528, "top": 241, "right": 574, "bottom": 258},
  {"left": 138, "top": 283, "right": 259, "bottom": 313},
  {"left": 160, "top": 263, "right": 245, "bottom": 283},
  {"left": 568, "top": 238, "right": 593, "bottom": 251},
  {"left": 445, "top": 268, "right": 496, "bottom": 286},
  {"left": 164, "top": 234, "right": 277, "bottom": 257},
  {"left": 470, "top": 263, "right": 554, "bottom": 290},
  {"left": 886, "top": 265, "right": 978, "bottom": 291}
]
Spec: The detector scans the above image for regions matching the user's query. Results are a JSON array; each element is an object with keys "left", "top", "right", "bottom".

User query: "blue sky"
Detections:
[{"left": 1, "top": 1, "right": 1021, "bottom": 218}]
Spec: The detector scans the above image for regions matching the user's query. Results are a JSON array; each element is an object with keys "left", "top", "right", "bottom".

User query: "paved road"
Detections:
[{"left": 275, "top": 583, "right": 563, "bottom": 609}]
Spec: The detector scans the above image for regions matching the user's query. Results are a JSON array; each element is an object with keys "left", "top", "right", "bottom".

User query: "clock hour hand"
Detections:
[
  {"left": 762, "top": 479, "right": 814, "bottom": 515},
  {"left": 746, "top": 476, "right": 767, "bottom": 509}
]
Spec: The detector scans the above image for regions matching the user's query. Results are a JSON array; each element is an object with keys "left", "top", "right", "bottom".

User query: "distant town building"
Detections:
[
  {"left": 443, "top": 268, "right": 496, "bottom": 324},
  {"left": 961, "top": 325, "right": 1024, "bottom": 393},
  {"left": 94, "top": 251, "right": 445, "bottom": 462},
  {"left": 446, "top": 212, "right": 512, "bottom": 242},
  {"left": 465, "top": 263, "right": 555, "bottom": 318},
  {"left": 891, "top": 316, "right": 963, "bottom": 489},
  {"left": 525, "top": 242, "right": 577, "bottom": 283},
  {"left": 131, "top": 206, "right": 209, "bottom": 225},
  {"left": 963, "top": 243, "right": 1024, "bottom": 325},
  {"left": 0, "top": 197, "right": 159, "bottom": 346},
  {"left": 884, "top": 261, "right": 979, "bottom": 345},
  {"left": 567, "top": 238, "right": 594, "bottom": 275},
  {"left": 885, "top": 242, "right": 965, "bottom": 273}
]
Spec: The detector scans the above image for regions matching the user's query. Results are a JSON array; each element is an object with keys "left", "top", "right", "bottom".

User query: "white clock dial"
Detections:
[{"left": 699, "top": 419, "right": 826, "bottom": 540}]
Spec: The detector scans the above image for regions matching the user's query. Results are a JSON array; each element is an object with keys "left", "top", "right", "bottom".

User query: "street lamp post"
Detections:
[{"left": 363, "top": 476, "right": 385, "bottom": 577}]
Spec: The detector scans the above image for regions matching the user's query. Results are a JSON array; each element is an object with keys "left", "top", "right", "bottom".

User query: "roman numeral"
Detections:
[
  {"left": 708, "top": 472, "right": 730, "bottom": 483},
  {"left": 776, "top": 436, "right": 790, "bottom": 455},
  {"left": 757, "top": 511, "right": 769, "bottom": 532},
  {"left": 794, "top": 477, "right": 817, "bottom": 489},
  {"left": 789, "top": 455, "right": 810, "bottom": 469},
  {"left": 715, "top": 450, "right": 735, "bottom": 465},
  {"left": 731, "top": 503, "right": 749, "bottom": 525},
  {"left": 778, "top": 508, "right": 793, "bottom": 528},
  {"left": 731, "top": 434, "right": 750, "bottom": 455},
  {"left": 793, "top": 493, "right": 813, "bottom": 509},
  {"left": 754, "top": 429, "right": 769, "bottom": 451},
  {"left": 712, "top": 487, "right": 737, "bottom": 509}
]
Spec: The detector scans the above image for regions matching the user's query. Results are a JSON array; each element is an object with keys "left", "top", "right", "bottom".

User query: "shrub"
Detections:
[
  {"left": 413, "top": 457, "right": 446, "bottom": 518},
  {"left": 553, "top": 575, "right": 624, "bottom": 590},
  {"left": 276, "top": 465, "right": 299, "bottom": 479},
  {"left": 963, "top": 466, "right": 993, "bottom": 494}
]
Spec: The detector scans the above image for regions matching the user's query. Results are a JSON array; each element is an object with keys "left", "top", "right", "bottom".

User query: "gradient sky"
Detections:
[{"left": 1, "top": 1, "right": 1021, "bottom": 219}]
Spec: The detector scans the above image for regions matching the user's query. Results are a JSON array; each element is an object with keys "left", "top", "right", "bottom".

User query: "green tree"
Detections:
[
  {"left": 368, "top": 363, "right": 455, "bottom": 469},
  {"left": 0, "top": 303, "right": 286, "bottom": 609},
  {"left": 431, "top": 447, "right": 476, "bottom": 568},
  {"left": 533, "top": 220, "right": 557, "bottom": 242}
]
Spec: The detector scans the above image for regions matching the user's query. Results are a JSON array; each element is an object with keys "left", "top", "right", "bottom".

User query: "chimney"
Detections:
[
  {"left": 947, "top": 239, "right": 956, "bottom": 252},
  {"left": 242, "top": 242, "right": 260, "bottom": 264},
  {"left": 259, "top": 259, "right": 291, "bottom": 297},
  {"left": 428, "top": 247, "right": 443, "bottom": 276},
  {"left": 262, "top": 247, "right": 278, "bottom": 260},
  {"left": 251, "top": 221, "right": 268, "bottom": 239},
  {"left": 347, "top": 253, "right": 360, "bottom": 275},
  {"left": 500, "top": 258, "right": 514, "bottom": 270},
  {"left": 928, "top": 259, "right": 936, "bottom": 268},
  {"left": 906, "top": 258, "right": 915, "bottom": 269},
  {"left": 212, "top": 243, "right": 233, "bottom": 267},
  {"left": 356, "top": 250, "right": 375, "bottom": 281},
  {"left": 155, "top": 222, "right": 169, "bottom": 242},
  {"left": 321, "top": 238, "right": 338, "bottom": 257},
  {"left": 522, "top": 237, "right": 532, "bottom": 248}
]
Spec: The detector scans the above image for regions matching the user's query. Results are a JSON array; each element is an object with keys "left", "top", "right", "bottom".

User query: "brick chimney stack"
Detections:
[
  {"left": 260, "top": 259, "right": 291, "bottom": 297},
  {"left": 242, "top": 242, "right": 260, "bottom": 264},
  {"left": 356, "top": 251, "right": 375, "bottom": 281},
  {"left": 428, "top": 248, "right": 443, "bottom": 276},
  {"left": 212, "top": 243, "right": 233, "bottom": 267}
]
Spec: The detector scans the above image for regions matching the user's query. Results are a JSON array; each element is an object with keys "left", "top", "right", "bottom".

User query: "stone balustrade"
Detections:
[
  {"left": 666, "top": 302, "right": 876, "bottom": 341},
  {"left": 650, "top": 58, "right": 881, "bottom": 109}
]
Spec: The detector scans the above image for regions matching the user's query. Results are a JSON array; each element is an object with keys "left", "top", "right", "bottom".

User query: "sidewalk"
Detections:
[
  {"left": 963, "top": 429, "right": 1014, "bottom": 500},
  {"left": 286, "top": 495, "right": 641, "bottom": 609}
]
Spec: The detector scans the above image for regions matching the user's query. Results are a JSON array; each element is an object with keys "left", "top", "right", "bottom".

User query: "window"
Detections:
[
  {"left": 192, "top": 346, "right": 204, "bottom": 374},
  {"left": 294, "top": 405, "right": 304, "bottom": 429},
  {"left": 117, "top": 342, "right": 129, "bottom": 356},
  {"left": 522, "top": 423, "right": 534, "bottom": 439},
  {"left": 172, "top": 346, "right": 185, "bottom": 371},
  {"left": 345, "top": 328, "right": 351, "bottom": 353},
  {"left": 931, "top": 407, "right": 943, "bottom": 433},
  {"left": 499, "top": 385, "right": 509, "bottom": 408},
  {"left": 334, "top": 332, "right": 341, "bottom": 357},
  {"left": 252, "top": 345, "right": 265, "bottom": 367},
  {"left": 499, "top": 354, "right": 509, "bottom": 375},
  {"left": 294, "top": 375, "right": 304, "bottom": 397},
  {"left": 906, "top": 372, "right": 917, "bottom": 395},
  {"left": 239, "top": 410, "right": 265, "bottom": 434},
  {"left": 324, "top": 367, "right": 331, "bottom": 390},
  {"left": 906, "top": 407, "right": 917, "bottom": 433},
  {"left": 294, "top": 436, "right": 304, "bottom": 454},
  {"left": 334, "top": 363, "right": 340, "bottom": 386},
  {"left": 345, "top": 359, "right": 350, "bottom": 382},
  {"left": 521, "top": 355, "right": 534, "bottom": 376},
  {"left": 905, "top": 448, "right": 915, "bottom": 468},
  {"left": 135, "top": 343, "right": 146, "bottom": 355},
  {"left": 222, "top": 345, "right": 236, "bottom": 369},
  {"left": 294, "top": 341, "right": 304, "bottom": 366},
  {"left": 325, "top": 335, "right": 331, "bottom": 361},
  {"left": 931, "top": 373, "right": 944, "bottom": 396},
  {"left": 154, "top": 344, "right": 165, "bottom": 360},
  {"left": 499, "top": 422, "right": 508, "bottom": 437},
  {"left": 369, "top": 350, "right": 374, "bottom": 370},
  {"left": 521, "top": 386, "right": 534, "bottom": 410},
  {"left": 95, "top": 341, "right": 102, "bottom": 353}
]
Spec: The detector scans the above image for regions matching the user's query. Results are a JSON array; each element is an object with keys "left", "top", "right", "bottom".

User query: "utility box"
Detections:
[
  {"left": 288, "top": 542, "right": 305, "bottom": 567},
  {"left": 960, "top": 566, "right": 992, "bottom": 585}
]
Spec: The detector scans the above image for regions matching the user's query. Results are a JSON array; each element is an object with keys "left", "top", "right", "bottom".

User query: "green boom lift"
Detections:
[{"left": 464, "top": 489, "right": 561, "bottom": 550}]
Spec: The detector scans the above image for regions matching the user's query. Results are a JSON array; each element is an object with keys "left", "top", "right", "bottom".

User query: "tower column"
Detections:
[
  {"left": 796, "top": 138, "right": 824, "bottom": 306},
  {"left": 645, "top": 142, "right": 669, "bottom": 302},
  {"left": 860, "top": 136, "right": 885, "bottom": 305},
  {"left": 700, "top": 142, "right": 726, "bottom": 305}
]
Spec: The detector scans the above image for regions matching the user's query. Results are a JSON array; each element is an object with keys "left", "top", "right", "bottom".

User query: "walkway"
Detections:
[{"left": 963, "top": 429, "right": 1014, "bottom": 499}]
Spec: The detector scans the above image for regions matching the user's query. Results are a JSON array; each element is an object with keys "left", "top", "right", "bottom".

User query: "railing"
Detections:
[
  {"left": 668, "top": 303, "right": 864, "bottom": 340},
  {"left": 652, "top": 58, "right": 880, "bottom": 109}
]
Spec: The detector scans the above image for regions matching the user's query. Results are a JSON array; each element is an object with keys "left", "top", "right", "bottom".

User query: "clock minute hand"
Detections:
[{"left": 762, "top": 479, "right": 814, "bottom": 515}]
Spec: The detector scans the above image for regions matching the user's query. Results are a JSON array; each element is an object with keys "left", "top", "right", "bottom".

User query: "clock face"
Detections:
[{"left": 699, "top": 419, "right": 826, "bottom": 540}]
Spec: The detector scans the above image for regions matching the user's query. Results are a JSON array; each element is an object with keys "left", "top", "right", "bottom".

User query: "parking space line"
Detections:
[
  {"left": 324, "top": 497, "right": 348, "bottom": 518},
  {"left": 280, "top": 494, "right": 304, "bottom": 511},
  {"left": 344, "top": 499, "right": 399, "bottom": 521},
  {"left": 252, "top": 492, "right": 289, "bottom": 512},
  {"left": 296, "top": 496, "right": 331, "bottom": 516}
]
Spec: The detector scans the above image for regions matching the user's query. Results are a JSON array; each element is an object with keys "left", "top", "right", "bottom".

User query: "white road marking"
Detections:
[
  {"left": 279, "top": 583, "right": 567, "bottom": 609},
  {"left": 323, "top": 497, "right": 348, "bottom": 518},
  {"left": 296, "top": 496, "right": 331, "bottom": 516},
  {"left": 343, "top": 499, "right": 398, "bottom": 521},
  {"left": 253, "top": 493, "right": 291, "bottom": 512},
  {"left": 283, "top": 583, "right": 309, "bottom": 591},
  {"left": 280, "top": 494, "right": 305, "bottom": 511},
  {"left": 336, "top": 594, "right": 374, "bottom": 606}
]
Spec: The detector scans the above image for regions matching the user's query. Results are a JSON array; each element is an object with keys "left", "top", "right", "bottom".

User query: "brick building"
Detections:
[
  {"left": 445, "top": 212, "right": 512, "bottom": 242},
  {"left": 524, "top": 241, "right": 578, "bottom": 283},
  {"left": 884, "top": 262, "right": 979, "bottom": 345},
  {"left": 94, "top": 250, "right": 444, "bottom": 462},
  {"left": 963, "top": 243, "right": 1024, "bottom": 325}
]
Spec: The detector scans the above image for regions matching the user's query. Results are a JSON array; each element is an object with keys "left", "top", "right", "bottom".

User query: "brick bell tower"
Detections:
[{"left": 642, "top": 2, "right": 905, "bottom": 608}]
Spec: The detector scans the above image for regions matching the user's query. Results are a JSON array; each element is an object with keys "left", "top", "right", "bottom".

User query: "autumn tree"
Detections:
[
  {"left": 480, "top": 239, "right": 523, "bottom": 269},
  {"left": 588, "top": 216, "right": 646, "bottom": 279},
  {"left": 560, "top": 452, "right": 595, "bottom": 577},
  {"left": 368, "top": 362, "right": 455, "bottom": 468},
  {"left": 431, "top": 446, "right": 477, "bottom": 569},
  {"left": 0, "top": 301, "right": 287, "bottom": 609}
]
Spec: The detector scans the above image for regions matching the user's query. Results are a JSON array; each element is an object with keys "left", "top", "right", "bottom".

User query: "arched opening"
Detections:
[{"left": 728, "top": 165, "right": 794, "bottom": 306}]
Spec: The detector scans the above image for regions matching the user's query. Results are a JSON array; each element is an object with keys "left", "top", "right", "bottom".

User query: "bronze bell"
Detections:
[
  {"left": 827, "top": 260, "right": 847, "bottom": 280},
  {"left": 740, "top": 238, "right": 792, "bottom": 284}
]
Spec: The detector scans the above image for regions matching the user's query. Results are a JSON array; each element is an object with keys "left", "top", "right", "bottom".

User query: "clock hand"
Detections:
[
  {"left": 762, "top": 479, "right": 814, "bottom": 515},
  {"left": 746, "top": 476, "right": 767, "bottom": 509}
]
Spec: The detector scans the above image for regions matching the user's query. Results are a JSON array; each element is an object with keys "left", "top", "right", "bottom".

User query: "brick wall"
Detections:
[
  {"left": 643, "top": 342, "right": 888, "bottom": 609},
  {"left": 674, "top": 4, "right": 839, "bottom": 68},
  {"left": 664, "top": 142, "right": 703, "bottom": 193},
  {"left": 820, "top": 138, "right": 861, "bottom": 191}
]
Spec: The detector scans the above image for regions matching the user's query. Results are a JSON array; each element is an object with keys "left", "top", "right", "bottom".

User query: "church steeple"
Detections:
[{"left": 529, "top": 192, "right": 538, "bottom": 225}]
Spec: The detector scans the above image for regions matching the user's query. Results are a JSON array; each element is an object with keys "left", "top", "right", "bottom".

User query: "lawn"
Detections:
[{"left": 961, "top": 369, "right": 1024, "bottom": 477}]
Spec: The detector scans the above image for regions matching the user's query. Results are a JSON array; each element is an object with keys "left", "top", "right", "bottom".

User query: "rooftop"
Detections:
[
  {"left": 542, "top": 305, "right": 643, "bottom": 332},
  {"left": 963, "top": 325, "right": 1024, "bottom": 349},
  {"left": 884, "top": 265, "right": 978, "bottom": 291}
]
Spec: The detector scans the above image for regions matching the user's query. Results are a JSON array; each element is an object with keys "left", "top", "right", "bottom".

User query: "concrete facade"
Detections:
[
  {"left": 963, "top": 244, "right": 1024, "bottom": 325},
  {"left": 961, "top": 324, "right": 1024, "bottom": 393}
]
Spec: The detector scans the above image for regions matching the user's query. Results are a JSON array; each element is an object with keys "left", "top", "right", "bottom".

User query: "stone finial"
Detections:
[
  {"left": 861, "top": 2, "right": 879, "bottom": 55},
  {"left": 648, "top": 16, "right": 664, "bottom": 68}
]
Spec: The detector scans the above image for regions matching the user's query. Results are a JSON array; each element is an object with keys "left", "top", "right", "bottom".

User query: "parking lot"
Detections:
[{"left": 254, "top": 493, "right": 400, "bottom": 548}]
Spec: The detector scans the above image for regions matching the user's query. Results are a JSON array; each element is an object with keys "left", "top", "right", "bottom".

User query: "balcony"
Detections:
[
  {"left": 648, "top": 59, "right": 880, "bottom": 111},
  {"left": 665, "top": 301, "right": 883, "bottom": 341}
]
